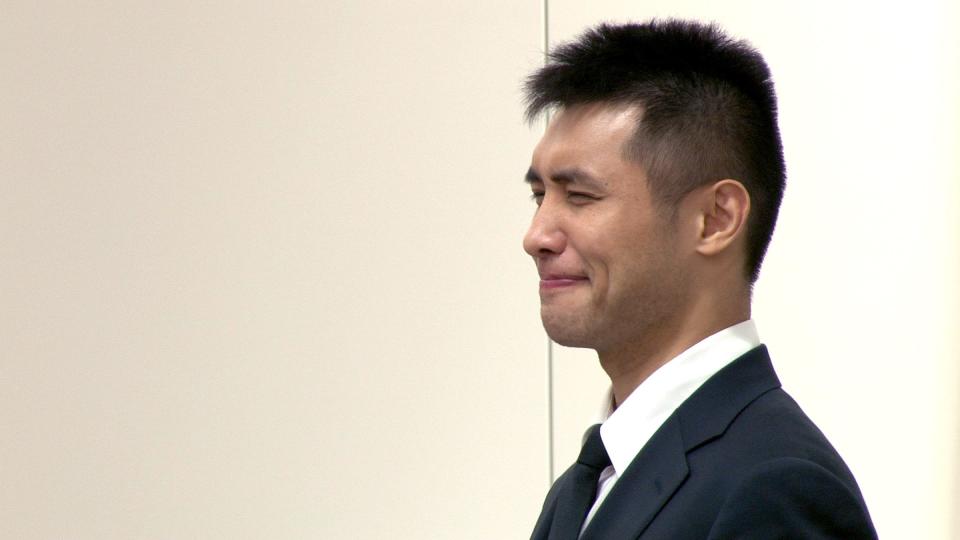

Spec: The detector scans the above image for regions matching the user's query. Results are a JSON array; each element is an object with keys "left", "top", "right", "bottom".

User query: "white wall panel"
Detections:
[
  {"left": 1, "top": 2, "right": 547, "bottom": 538},
  {"left": 547, "top": 2, "right": 960, "bottom": 539}
]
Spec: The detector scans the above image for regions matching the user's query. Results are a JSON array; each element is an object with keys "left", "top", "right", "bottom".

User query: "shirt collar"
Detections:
[{"left": 599, "top": 320, "right": 761, "bottom": 475}]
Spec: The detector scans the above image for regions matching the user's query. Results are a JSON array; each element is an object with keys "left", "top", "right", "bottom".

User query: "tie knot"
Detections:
[{"left": 577, "top": 424, "right": 611, "bottom": 470}]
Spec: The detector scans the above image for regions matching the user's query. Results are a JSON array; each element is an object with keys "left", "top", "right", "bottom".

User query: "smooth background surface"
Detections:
[
  {"left": 549, "top": 2, "right": 960, "bottom": 540},
  {"left": 2, "top": 2, "right": 547, "bottom": 538},
  {"left": 2, "top": 1, "right": 958, "bottom": 538}
]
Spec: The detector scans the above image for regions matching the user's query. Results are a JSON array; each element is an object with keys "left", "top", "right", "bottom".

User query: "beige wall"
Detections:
[
  {"left": 2, "top": 2, "right": 547, "bottom": 538},
  {"left": 549, "top": 2, "right": 960, "bottom": 540},
  {"left": 2, "top": 1, "right": 957, "bottom": 539}
]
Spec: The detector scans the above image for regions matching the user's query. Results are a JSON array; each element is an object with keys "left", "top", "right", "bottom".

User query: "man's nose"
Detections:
[{"left": 523, "top": 203, "right": 566, "bottom": 258}]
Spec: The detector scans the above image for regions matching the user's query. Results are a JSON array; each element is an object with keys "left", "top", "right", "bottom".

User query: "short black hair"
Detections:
[{"left": 524, "top": 20, "right": 785, "bottom": 283}]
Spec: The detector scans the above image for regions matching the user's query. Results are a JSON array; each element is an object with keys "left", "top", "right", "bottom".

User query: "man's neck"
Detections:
[{"left": 599, "top": 299, "right": 751, "bottom": 407}]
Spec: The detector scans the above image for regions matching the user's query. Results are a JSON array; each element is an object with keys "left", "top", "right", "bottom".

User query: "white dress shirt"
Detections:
[{"left": 579, "top": 320, "right": 761, "bottom": 536}]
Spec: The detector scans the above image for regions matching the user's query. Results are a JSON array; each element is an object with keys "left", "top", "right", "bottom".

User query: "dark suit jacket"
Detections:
[{"left": 531, "top": 346, "right": 877, "bottom": 539}]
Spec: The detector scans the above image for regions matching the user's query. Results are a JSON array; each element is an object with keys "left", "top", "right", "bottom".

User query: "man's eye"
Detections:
[
  {"left": 568, "top": 192, "right": 596, "bottom": 203},
  {"left": 530, "top": 192, "right": 545, "bottom": 205}
]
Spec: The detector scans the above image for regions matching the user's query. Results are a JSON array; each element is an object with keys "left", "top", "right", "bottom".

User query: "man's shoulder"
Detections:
[
  {"left": 705, "top": 453, "right": 879, "bottom": 539},
  {"left": 726, "top": 385, "right": 834, "bottom": 449},
  {"left": 676, "top": 344, "right": 839, "bottom": 455},
  {"left": 683, "top": 356, "right": 859, "bottom": 488},
  {"left": 655, "top": 384, "right": 877, "bottom": 538},
  {"left": 675, "top": 346, "right": 872, "bottom": 511},
  {"left": 703, "top": 385, "right": 853, "bottom": 474}
]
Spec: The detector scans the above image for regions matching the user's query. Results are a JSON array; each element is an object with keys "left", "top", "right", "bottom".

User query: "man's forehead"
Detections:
[
  {"left": 550, "top": 102, "right": 642, "bottom": 128},
  {"left": 530, "top": 103, "right": 642, "bottom": 178},
  {"left": 538, "top": 104, "right": 638, "bottom": 151}
]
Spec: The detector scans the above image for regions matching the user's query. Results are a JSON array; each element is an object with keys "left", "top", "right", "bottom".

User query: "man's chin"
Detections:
[
  {"left": 545, "top": 334, "right": 594, "bottom": 349},
  {"left": 540, "top": 312, "right": 595, "bottom": 349}
]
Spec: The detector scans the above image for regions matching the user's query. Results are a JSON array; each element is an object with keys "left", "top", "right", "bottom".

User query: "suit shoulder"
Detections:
[
  {"left": 724, "top": 387, "right": 841, "bottom": 459},
  {"left": 686, "top": 386, "right": 870, "bottom": 508},
  {"left": 707, "top": 457, "right": 878, "bottom": 539}
]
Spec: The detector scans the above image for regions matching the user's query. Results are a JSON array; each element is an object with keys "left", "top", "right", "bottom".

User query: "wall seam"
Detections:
[{"left": 540, "top": 0, "right": 555, "bottom": 486}]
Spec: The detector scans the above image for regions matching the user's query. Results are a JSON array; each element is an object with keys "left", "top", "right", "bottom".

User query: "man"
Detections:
[{"left": 523, "top": 20, "right": 877, "bottom": 539}]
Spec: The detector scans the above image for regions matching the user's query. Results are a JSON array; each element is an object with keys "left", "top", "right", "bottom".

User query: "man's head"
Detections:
[
  {"left": 525, "top": 20, "right": 785, "bottom": 283},
  {"left": 522, "top": 20, "right": 784, "bottom": 354}
]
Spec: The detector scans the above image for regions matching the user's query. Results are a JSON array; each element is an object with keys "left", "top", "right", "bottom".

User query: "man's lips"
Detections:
[{"left": 539, "top": 274, "right": 589, "bottom": 289}]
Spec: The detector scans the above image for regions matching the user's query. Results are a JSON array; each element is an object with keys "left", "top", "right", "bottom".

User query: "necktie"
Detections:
[{"left": 548, "top": 424, "right": 611, "bottom": 540}]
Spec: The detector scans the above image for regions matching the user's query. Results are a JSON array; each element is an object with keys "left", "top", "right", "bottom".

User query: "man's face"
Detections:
[{"left": 523, "top": 104, "right": 692, "bottom": 353}]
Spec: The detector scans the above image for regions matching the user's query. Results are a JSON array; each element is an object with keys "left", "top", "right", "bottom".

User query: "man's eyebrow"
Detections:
[
  {"left": 553, "top": 168, "right": 603, "bottom": 188},
  {"left": 527, "top": 167, "right": 606, "bottom": 190},
  {"left": 524, "top": 167, "right": 541, "bottom": 184}
]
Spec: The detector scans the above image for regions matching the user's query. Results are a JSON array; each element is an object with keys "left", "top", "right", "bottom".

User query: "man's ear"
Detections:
[{"left": 694, "top": 179, "right": 750, "bottom": 257}]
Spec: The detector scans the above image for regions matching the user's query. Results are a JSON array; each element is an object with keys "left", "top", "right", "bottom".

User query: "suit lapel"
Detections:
[
  {"left": 579, "top": 417, "right": 688, "bottom": 540},
  {"left": 674, "top": 345, "right": 780, "bottom": 450},
  {"left": 578, "top": 346, "right": 781, "bottom": 539}
]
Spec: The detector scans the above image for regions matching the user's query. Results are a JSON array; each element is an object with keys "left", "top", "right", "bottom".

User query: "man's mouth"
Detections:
[{"left": 539, "top": 274, "right": 589, "bottom": 290}]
